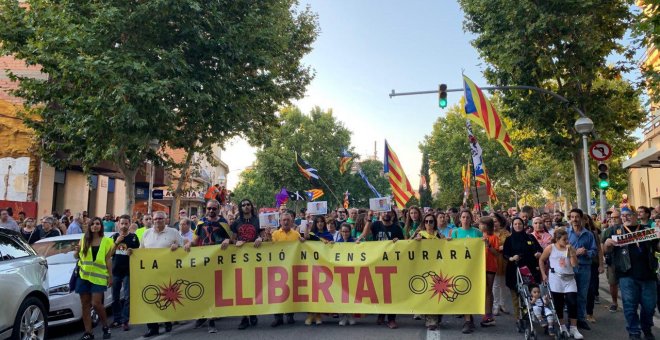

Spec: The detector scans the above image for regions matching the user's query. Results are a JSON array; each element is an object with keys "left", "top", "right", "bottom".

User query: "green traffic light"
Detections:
[
  {"left": 439, "top": 98, "right": 447, "bottom": 108},
  {"left": 598, "top": 180, "right": 609, "bottom": 189}
]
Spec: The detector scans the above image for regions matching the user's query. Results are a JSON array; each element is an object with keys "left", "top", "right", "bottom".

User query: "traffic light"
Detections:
[
  {"left": 597, "top": 162, "right": 609, "bottom": 189},
  {"left": 439, "top": 84, "right": 448, "bottom": 108}
]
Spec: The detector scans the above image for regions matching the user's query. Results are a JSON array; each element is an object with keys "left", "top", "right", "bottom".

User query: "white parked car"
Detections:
[
  {"left": 0, "top": 228, "right": 49, "bottom": 340},
  {"left": 32, "top": 233, "right": 114, "bottom": 327}
]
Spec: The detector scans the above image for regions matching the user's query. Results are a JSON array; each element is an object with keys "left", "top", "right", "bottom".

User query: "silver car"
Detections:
[
  {"left": 0, "top": 229, "right": 49, "bottom": 340},
  {"left": 32, "top": 233, "right": 114, "bottom": 327}
]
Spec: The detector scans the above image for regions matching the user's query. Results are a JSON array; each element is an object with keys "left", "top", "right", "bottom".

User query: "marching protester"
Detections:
[
  {"left": 585, "top": 214, "right": 605, "bottom": 323},
  {"left": 436, "top": 211, "right": 453, "bottom": 238},
  {"left": 140, "top": 211, "right": 190, "bottom": 338},
  {"left": 135, "top": 214, "right": 153, "bottom": 241},
  {"left": 73, "top": 217, "right": 114, "bottom": 340},
  {"left": 110, "top": 214, "right": 139, "bottom": 331},
  {"left": 42, "top": 216, "right": 62, "bottom": 238},
  {"left": 230, "top": 199, "right": 262, "bottom": 330},
  {"left": 531, "top": 217, "right": 552, "bottom": 249},
  {"left": 193, "top": 199, "right": 232, "bottom": 333},
  {"left": 357, "top": 208, "right": 403, "bottom": 329},
  {"left": 480, "top": 216, "right": 500, "bottom": 328},
  {"left": 567, "top": 208, "right": 598, "bottom": 330},
  {"left": 179, "top": 217, "right": 194, "bottom": 243},
  {"left": 404, "top": 206, "right": 422, "bottom": 239},
  {"left": 414, "top": 212, "right": 444, "bottom": 330},
  {"left": 270, "top": 212, "right": 306, "bottom": 327},
  {"left": 601, "top": 209, "right": 622, "bottom": 313},
  {"left": 539, "top": 229, "right": 582, "bottom": 339},
  {"left": 451, "top": 209, "right": 483, "bottom": 333},
  {"left": 491, "top": 212, "right": 510, "bottom": 315},
  {"left": 0, "top": 208, "right": 20, "bottom": 232},
  {"left": 604, "top": 207, "right": 659, "bottom": 340},
  {"left": 20, "top": 217, "right": 41, "bottom": 244},
  {"left": 504, "top": 216, "right": 543, "bottom": 333}
]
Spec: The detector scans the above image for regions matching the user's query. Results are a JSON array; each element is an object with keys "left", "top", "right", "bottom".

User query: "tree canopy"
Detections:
[
  {"left": 459, "top": 0, "right": 644, "bottom": 209},
  {"left": 232, "top": 106, "right": 391, "bottom": 209},
  {"left": 0, "top": 0, "right": 318, "bottom": 213}
]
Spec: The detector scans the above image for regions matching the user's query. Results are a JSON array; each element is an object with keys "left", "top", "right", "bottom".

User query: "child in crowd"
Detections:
[{"left": 530, "top": 284, "right": 555, "bottom": 333}]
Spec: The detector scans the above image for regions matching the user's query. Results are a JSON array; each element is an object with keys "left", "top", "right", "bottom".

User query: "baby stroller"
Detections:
[{"left": 516, "top": 266, "right": 567, "bottom": 340}]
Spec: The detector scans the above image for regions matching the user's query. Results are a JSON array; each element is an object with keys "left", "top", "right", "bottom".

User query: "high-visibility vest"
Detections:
[{"left": 78, "top": 236, "right": 114, "bottom": 286}]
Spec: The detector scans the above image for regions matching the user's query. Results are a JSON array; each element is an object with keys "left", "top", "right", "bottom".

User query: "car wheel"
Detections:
[{"left": 11, "top": 296, "right": 47, "bottom": 340}]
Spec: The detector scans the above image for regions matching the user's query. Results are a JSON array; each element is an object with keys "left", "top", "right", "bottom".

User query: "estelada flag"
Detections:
[
  {"left": 305, "top": 189, "right": 324, "bottom": 201},
  {"left": 339, "top": 149, "right": 353, "bottom": 175},
  {"left": 463, "top": 75, "right": 514, "bottom": 156},
  {"left": 296, "top": 152, "right": 321, "bottom": 188},
  {"left": 383, "top": 140, "right": 414, "bottom": 209}
]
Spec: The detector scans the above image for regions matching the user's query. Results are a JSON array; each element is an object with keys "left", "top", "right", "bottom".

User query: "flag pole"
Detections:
[
  {"left": 318, "top": 177, "right": 342, "bottom": 207},
  {"left": 461, "top": 72, "right": 482, "bottom": 215}
]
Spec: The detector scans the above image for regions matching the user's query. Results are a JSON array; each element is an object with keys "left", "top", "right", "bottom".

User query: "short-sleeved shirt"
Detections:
[
  {"left": 195, "top": 216, "right": 231, "bottom": 246},
  {"left": 451, "top": 227, "right": 483, "bottom": 239},
  {"left": 140, "top": 227, "right": 184, "bottom": 249},
  {"left": 111, "top": 232, "right": 140, "bottom": 276},
  {"left": 272, "top": 228, "right": 301, "bottom": 242},
  {"left": 370, "top": 221, "right": 405, "bottom": 241},
  {"left": 231, "top": 216, "right": 260, "bottom": 242},
  {"left": 103, "top": 220, "right": 115, "bottom": 233},
  {"left": 485, "top": 234, "right": 500, "bottom": 273}
]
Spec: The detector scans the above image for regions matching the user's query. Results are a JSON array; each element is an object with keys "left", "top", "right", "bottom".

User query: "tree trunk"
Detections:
[
  {"left": 169, "top": 151, "right": 195, "bottom": 223},
  {"left": 572, "top": 150, "right": 587, "bottom": 212},
  {"left": 121, "top": 167, "right": 138, "bottom": 216}
]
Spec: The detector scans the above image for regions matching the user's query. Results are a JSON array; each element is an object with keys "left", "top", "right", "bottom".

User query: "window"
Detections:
[{"left": 0, "top": 235, "right": 31, "bottom": 261}]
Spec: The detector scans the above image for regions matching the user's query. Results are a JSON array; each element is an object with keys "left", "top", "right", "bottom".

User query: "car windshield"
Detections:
[{"left": 32, "top": 239, "right": 79, "bottom": 264}]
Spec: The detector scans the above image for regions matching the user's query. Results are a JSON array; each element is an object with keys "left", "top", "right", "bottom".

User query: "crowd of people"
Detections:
[{"left": 1, "top": 200, "right": 658, "bottom": 340}]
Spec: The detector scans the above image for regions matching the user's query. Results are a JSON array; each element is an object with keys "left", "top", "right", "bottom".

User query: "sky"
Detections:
[{"left": 223, "top": 0, "right": 643, "bottom": 190}]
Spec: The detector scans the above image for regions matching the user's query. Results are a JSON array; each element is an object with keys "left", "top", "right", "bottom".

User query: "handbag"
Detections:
[{"left": 69, "top": 262, "right": 79, "bottom": 292}]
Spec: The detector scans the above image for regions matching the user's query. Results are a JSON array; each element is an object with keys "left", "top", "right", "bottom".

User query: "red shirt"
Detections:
[{"left": 485, "top": 233, "right": 500, "bottom": 273}]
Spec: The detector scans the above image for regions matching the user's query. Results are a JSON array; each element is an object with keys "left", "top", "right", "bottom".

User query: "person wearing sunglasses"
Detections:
[
  {"left": 414, "top": 213, "right": 444, "bottom": 330},
  {"left": 230, "top": 199, "right": 263, "bottom": 330},
  {"left": 193, "top": 199, "right": 232, "bottom": 333}
]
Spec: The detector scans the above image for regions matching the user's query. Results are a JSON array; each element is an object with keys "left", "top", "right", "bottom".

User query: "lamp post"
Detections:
[
  {"left": 574, "top": 117, "right": 594, "bottom": 215},
  {"left": 147, "top": 139, "right": 159, "bottom": 215}
]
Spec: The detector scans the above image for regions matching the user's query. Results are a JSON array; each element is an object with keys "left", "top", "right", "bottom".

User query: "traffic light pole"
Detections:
[
  {"left": 389, "top": 85, "right": 590, "bottom": 119},
  {"left": 390, "top": 84, "right": 598, "bottom": 213},
  {"left": 600, "top": 189, "right": 607, "bottom": 221}
]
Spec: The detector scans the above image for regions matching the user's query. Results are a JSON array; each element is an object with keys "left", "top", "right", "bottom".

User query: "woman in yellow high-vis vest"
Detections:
[{"left": 73, "top": 217, "right": 115, "bottom": 340}]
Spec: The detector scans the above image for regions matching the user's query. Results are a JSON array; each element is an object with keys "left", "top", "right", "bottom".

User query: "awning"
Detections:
[{"left": 622, "top": 145, "right": 660, "bottom": 169}]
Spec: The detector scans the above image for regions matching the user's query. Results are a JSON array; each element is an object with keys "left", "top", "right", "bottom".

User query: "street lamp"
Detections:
[
  {"left": 147, "top": 139, "right": 159, "bottom": 216},
  {"left": 574, "top": 117, "right": 594, "bottom": 214}
]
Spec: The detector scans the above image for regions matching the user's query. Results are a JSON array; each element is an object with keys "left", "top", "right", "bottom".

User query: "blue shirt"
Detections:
[
  {"left": 438, "top": 225, "right": 453, "bottom": 238},
  {"left": 567, "top": 226, "right": 597, "bottom": 266},
  {"left": 67, "top": 221, "right": 83, "bottom": 234}
]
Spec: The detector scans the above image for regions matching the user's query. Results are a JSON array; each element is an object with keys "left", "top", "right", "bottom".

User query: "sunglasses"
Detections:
[
  {"left": 153, "top": 217, "right": 164, "bottom": 220},
  {"left": 206, "top": 207, "right": 218, "bottom": 211},
  {"left": 424, "top": 220, "right": 435, "bottom": 224}
]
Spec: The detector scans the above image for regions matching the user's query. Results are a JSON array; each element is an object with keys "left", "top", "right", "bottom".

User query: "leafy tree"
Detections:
[
  {"left": 459, "top": 0, "right": 644, "bottom": 210},
  {"left": 0, "top": 0, "right": 318, "bottom": 214},
  {"left": 342, "top": 159, "right": 391, "bottom": 208}
]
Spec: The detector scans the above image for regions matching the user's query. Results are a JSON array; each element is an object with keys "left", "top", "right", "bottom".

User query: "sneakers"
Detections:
[
  {"left": 586, "top": 314, "right": 596, "bottom": 323},
  {"left": 577, "top": 319, "right": 591, "bottom": 330},
  {"left": 594, "top": 296, "right": 601, "bottom": 304},
  {"left": 480, "top": 317, "right": 495, "bottom": 327},
  {"left": 387, "top": 320, "right": 398, "bottom": 329},
  {"left": 238, "top": 317, "right": 250, "bottom": 330},
  {"left": 122, "top": 323, "right": 129, "bottom": 332},
  {"left": 348, "top": 316, "right": 356, "bottom": 326},
  {"left": 339, "top": 318, "right": 347, "bottom": 326},
  {"left": 102, "top": 327, "right": 111, "bottom": 340},
  {"left": 270, "top": 318, "right": 284, "bottom": 328},
  {"left": 314, "top": 314, "right": 322, "bottom": 325},
  {"left": 570, "top": 326, "right": 584, "bottom": 339},
  {"left": 492, "top": 308, "right": 500, "bottom": 316},
  {"left": 207, "top": 326, "right": 218, "bottom": 334},
  {"left": 376, "top": 315, "right": 385, "bottom": 325},
  {"left": 499, "top": 306, "right": 510, "bottom": 314},
  {"left": 462, "top": 321, "right": 475, "bottom": 334},
  {"left": 194, "top": 319, "right": 206, "bottom": 329},
  {"left": 413, "top": 314, "right": 422, "bottom": 320},
  {"left": 644, "top": 329, "right": 656, "bottom": 340},
  {"left": 609, "top": 304, "right": 618, "bottom": 313},
  {"left": 80, "top": 333, "right": 94, "bottom": 340},
  {"left": 304, "top": 314, "right": 314, "bottom": 326}
]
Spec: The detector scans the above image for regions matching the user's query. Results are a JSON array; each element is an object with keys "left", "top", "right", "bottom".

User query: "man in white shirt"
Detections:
[{"left": 140, "top": 211, "right": 190, "bottom": 337}]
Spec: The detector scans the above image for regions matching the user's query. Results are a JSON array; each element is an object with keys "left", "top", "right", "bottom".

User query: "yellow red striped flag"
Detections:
[
  {"left": 463, "top": 75, "right": 514, "bottom": 156},
  {"left": 383, "top": 140, "right": 414, "bottom": 209}
]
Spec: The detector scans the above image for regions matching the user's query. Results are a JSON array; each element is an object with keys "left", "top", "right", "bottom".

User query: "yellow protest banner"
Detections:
[{"left": 130, "top": 239, "right": 485, "bottom": 324}]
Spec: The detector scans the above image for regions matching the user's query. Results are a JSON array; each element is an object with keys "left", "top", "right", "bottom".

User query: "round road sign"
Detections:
[{"left": 589, "top": 141, "right": 612, "bottom": 161}]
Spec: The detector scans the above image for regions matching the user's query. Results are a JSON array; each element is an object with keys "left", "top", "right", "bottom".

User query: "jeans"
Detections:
[
  {"left": 586, "top": 262, "right": 599, "bottom": 315},
  {"left": 574, "top": 264, "right": 591, "bottom": 321},
  {"left": 112, "top": 273, "right": 130, "bottom": 324},
  {"left": 619, "top": 276, "right": 657, "bottom": 336}
]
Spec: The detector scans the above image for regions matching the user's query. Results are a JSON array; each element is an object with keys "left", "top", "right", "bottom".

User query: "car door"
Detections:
[{"left": 0, "top": 234, "right": 48, "bottom": 334}]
